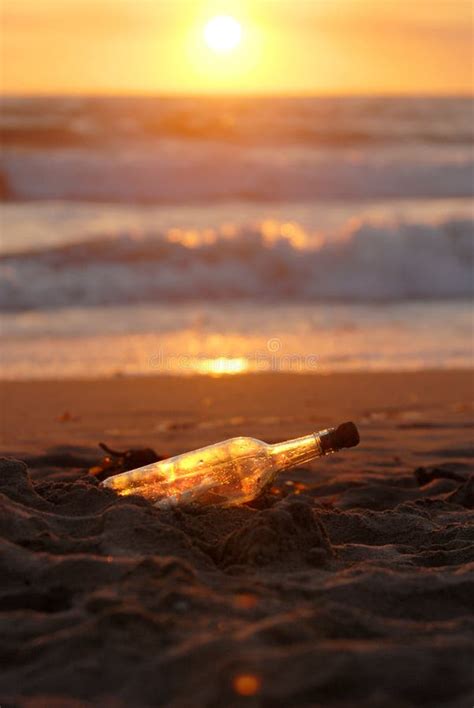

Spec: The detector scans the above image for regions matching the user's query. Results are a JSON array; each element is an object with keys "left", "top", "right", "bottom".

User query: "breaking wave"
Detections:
[
  {"left": 2, "top": 144, "right": 473, "bottom": 203},
  {"left": 1, "top": 96, "right": 473, "bottom": 203},
  {"left": 1, "top": 216, "right": 472, "bottom": 310}
]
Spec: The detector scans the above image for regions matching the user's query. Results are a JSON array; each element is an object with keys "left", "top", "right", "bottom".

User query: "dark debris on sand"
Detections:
[
  {"left": 1, "top": 454, "right": 474, "bottom": 708},
  {"left": 88, "top": 442, "right": 163, "bottom": 482}
]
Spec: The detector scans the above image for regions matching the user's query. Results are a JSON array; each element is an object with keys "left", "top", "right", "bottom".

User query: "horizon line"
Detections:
[{"left": 2, "top": 90, "right": 473, "bottom": 99}]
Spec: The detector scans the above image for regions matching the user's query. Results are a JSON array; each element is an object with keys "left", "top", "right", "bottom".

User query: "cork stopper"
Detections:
[
  {"left": 333, "top": 421, "right": 360, "bottom": 449},
  {"left": 320, "top": 421, "right": 360, "bottom": 453}
]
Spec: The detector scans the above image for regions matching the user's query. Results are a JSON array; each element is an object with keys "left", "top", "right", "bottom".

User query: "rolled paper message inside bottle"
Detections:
[{"left": 101, "top": 422, "right": 360, "bottom": 508}]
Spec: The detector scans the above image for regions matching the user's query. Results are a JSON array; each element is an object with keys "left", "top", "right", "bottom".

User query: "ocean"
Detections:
[{"left": 1, "top": 95, "right": 473, "bottom": 378}]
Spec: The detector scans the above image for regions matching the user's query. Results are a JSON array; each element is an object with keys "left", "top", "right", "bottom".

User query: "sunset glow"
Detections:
[{"left": 1, "top": 0, "right": 472, "bottom": 95}]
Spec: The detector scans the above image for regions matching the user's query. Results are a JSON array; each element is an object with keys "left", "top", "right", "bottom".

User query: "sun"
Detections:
[{"left": 204, "top": 15, "right": 242, "bottom": 54}]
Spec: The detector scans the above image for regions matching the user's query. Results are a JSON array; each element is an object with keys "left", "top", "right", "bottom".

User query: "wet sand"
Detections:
[{"left": 1, "top": 370, "right": 473, "bottom": 707}]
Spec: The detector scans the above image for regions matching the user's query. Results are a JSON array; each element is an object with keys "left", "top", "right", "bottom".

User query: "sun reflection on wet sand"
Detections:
[{"left": 192, "top": 357, "right": 249, "bottom": 376}]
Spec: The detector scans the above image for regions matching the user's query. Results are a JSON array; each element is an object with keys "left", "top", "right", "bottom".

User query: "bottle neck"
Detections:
[
  {"left": 269, "top": 433, "right": 323, "bottom": 472},
  {"left": 269, "top": 428, "right": 341, "bottom": 473}
]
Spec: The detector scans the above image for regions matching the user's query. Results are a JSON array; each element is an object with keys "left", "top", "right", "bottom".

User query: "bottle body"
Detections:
[
  {"left": 101, "top": 423, "right": 359, "bottom": 508},
  {"left": 102, "top": 436, "right": 283, "bottom": 508}
]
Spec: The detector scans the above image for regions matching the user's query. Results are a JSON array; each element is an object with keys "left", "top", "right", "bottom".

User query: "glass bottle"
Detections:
[{"left": 101, "top": 422, "right": 359, "bottom": 508}]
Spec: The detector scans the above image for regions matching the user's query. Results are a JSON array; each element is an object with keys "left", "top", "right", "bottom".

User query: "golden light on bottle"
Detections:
[{"left": 102, "top": 423, "right": 360, "bottom": 508}]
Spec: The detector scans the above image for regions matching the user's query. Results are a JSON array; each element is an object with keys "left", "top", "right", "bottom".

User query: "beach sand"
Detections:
[{"left": 1, "top": 370, "right": 473, "bottom": 707}]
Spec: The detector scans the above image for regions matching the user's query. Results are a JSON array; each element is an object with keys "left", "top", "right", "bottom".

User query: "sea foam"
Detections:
[{"left": 1, "top": 216, "right": 472, "bottom": 310}]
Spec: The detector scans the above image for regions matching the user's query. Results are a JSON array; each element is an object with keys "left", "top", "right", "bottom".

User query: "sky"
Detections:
[{"left": 1, "top": 0, "right": 473, "bottom": 95}]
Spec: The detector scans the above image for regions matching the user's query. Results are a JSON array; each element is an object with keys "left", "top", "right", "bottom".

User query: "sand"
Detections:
[{"left": 1, "top": 370, "right": 473, "bottom": 707}]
